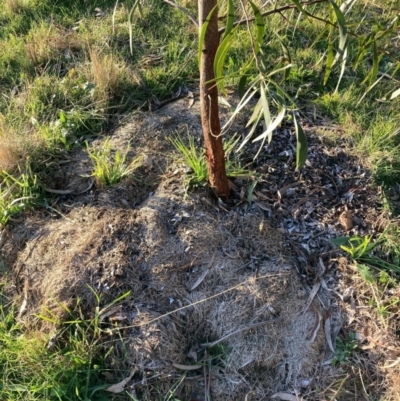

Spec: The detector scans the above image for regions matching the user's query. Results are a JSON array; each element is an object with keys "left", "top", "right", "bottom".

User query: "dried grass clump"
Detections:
[
  {"left": 0, "top": 116, "right": 25, "bottom": 173},
  {"left": 4, "top": 0, "right": 31, "bottom": 15},
  {"left": 25, "top": 25, "right": 82, "bottom": 66},
  {"left": 88, "top": 50, "right": 128, "bottom": 104}
]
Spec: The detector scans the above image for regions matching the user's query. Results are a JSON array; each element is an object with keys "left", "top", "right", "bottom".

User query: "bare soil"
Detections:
[{"left": 1, "top": 97, "right": 399, "bottom": 400}]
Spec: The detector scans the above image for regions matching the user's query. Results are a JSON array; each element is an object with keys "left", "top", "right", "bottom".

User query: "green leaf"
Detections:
[
  {"left": 290, "top": 0, "right": 306, "bottom": 14},
  {"left": 238, "top": 75, "right": 248, "bottom": 99},
  {"left": 294, "top": 113, "right": 308, "bottom": 170},
  {"left": 198, "top": 4, "right": 218, "bottom": 67},
  {"left": 59, "top": 110, "right": 66, "bottom": 124},
  {"left": 260, "top": 84, "right": 272, "bottom": 143},
  {"left": 330, "top": 0, "right": 347, "bottom": 52},
  {"left": 356, "top": 263, "right": 376, "bottom": 284},
  {"left": 323, "top": 36, "right": 334, "bottom": 85},
  {"left": 370, "top": 40, "right": 379, "bottom": 86},
  {"left": 222, "top": 0, "right": 235, "bottom": 41},
  {"left": 329, "top": 0, "right": 348, "bottom": 90},
  {"left": 214, "top": 26, "right": 238, "bottom": 93},
  {"left": 331, "top": 237, "right": 351, "bottom": 246},
  {"left": 253, "top": 107, "right": 286, "bottom": 142},
  {"left": 248, "top": 0, "right": 265, "bottom": 54}
]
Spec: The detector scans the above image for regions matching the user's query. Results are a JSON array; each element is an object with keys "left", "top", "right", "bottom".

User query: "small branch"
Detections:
[
  {"left": 200, "top": 318, "right": 283, "bottom": 348},
  {"left": 239, "top": 0, "right": 260, "bottom": 71},
  {"left": 163, "top": 0, "right": 198, "bottom": 27},
  {"left": 218, "top": 0, "right": 329, "bottom": 34}
]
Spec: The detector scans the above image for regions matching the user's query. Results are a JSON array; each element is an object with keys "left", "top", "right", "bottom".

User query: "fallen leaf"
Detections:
[
  {"left": 102, "top": 371, "right": 114, "bottom": 382},
  {"left": 106, "top": 369, "right": 136, "bottom": 393},
  {"left": 173, "top": 363, "right": 202, "bottom": 371},
  {"left": 324, "top": 316, "right": 335, "bottom": 353},
  {"left": 271, "top": 392, "right": 300, "bottom": 401}
]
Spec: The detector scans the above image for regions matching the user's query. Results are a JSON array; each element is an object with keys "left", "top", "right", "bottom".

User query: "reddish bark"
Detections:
[{"left": 198, "top": 0, "right": 229, "bottom": 200}]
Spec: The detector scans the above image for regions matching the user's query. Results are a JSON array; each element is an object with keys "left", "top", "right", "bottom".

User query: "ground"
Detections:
[{"left": 2, "top": 96, "right": 399, "bottom": 400}]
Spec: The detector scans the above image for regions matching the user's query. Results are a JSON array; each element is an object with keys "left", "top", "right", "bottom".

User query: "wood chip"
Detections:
[{"left": 339, "top": 210, "right": 354, "bottom": 230}]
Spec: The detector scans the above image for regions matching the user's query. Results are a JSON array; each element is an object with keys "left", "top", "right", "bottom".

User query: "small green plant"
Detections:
[
  {"left": 0, "top": 163, "right": 42, "bottom": 227},
  {"left": 86, "top": 139, "right": 142, "bottom": 188},
  {"left": 0, "top": 297, "right": 112, "bottom": 400},
  {"left": 170, "top": 133, "right": 249, "bottom": 189},
  {"left": 331, "top": 236, "right": 400, "bottom": 275},
  {"left": 332, "top": 331, "right": 357, "bottom": 365}
]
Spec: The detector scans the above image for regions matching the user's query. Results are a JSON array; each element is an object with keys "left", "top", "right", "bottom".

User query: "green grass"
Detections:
[
  {"left": 86, "top": 138, "right": 142, "bottom": 188},
  {"left": 0, "top": 290, "right": 113, "bottom": 401},
  {"left": 170, "top": 133, "right": 250, "bottom": 189}
]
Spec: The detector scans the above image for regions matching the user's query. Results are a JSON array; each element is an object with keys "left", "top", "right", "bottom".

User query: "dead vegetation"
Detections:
[
  {"left": 25, "top": 25, "right": 83, "bottom": 67},
  {"left": 1, "top": 98, "right": 400, "bottom": 400}
]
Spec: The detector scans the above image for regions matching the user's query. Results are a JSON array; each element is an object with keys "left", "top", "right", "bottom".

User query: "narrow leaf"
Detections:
[
  {"left": 330, "top": 0, "right": 347, "bottom": 48},
  {"left": 238, "top": 75, "right": 248, "bottom": 99},
  {"left": 294, "top": 113, "right": 308, "bottom": 170},
  {"left": 390, "top": 87, "right": 400, "bottom": 100},
  {"left": 248, "top": 0, "right": 265, "bottom": 54},
  {"left": 260, "top": 84, "right": 272, "bottom": 143},
  {"left": 246, "top": 98, "right": 262, "bottom": 127},
  {"left": 222, "top": 0, "right": 235, "bottom": 41},
  {"left": 335, "top": 47, "right": 348, "bottom": 93},
  {"left": 214, "top": 26, "right": 238, "bottom": 93},
  {"left": 198, "top": 4, "right": 218, "bottom": 67},
  {"left": 253, "top": 107, "right": 286, "bottom": 142},
  {"left": 289, "top": 0, "right": 306, "bottom": 14},
  {"left": 369, "top": 40, "right": 378, "bottom": 86},
  {"left": 324, "top": 36, "right": 334, "bottom": 85}
]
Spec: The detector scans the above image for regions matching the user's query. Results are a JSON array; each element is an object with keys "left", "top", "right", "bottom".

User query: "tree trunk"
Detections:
[{"left": 198, "top": 0, "right": 229, "bottom": 200}]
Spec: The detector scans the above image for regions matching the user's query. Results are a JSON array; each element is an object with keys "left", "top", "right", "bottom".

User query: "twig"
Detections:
[
  {"left": 109, "top": 271, "right": 289, "bottom": 332},
  {"left": 239, "top": 0, "right": 260, "bottom": 72},
  {"left": 218, "top": 0, "right": 329, "bottom": 34},
  {"left": 163, "top": 0, "right": 198, "bottom": 27},
  {"left": 200, "top": 318, "right": 283, "bottom": 348}
]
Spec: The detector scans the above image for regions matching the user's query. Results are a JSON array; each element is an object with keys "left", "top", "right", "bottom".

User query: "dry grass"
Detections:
[
  {"left": 4, "top": 0, "right": 31, "bottom": 15},
  {"left": 0, "top": 117, "right": 25, "bottom": 173},
  {"left": 25, "top": 25, "right": 82, "bottom": 67},
  {"left": 88, "top": 49, "right": 122, "bottom": 103}
]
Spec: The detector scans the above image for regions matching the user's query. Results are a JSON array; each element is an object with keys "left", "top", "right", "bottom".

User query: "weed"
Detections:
[
  {"left": 0, "top": 162, "right": 42, "bottom": 227},
  {"left": 332, "top": 331, "right": 357, "bottom": 365},
  {"left": 331, "top": 235, "right": 400, "bottom": 275},
  {"left": 169, "top": 134, "right": 208, "bottom": 188},
  {"left": 0, "top": 295, "right": 115, "bottom": 401},
  {"left": 170, "top": 133, "right": 250, "bottom": 189},
  {"left": 86, "top": 139, "right": 142, "bottom": 188}
]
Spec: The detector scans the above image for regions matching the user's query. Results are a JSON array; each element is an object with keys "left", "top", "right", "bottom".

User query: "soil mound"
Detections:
[{"left": 8, "top": 174, "right": 323, "bottom": 399}]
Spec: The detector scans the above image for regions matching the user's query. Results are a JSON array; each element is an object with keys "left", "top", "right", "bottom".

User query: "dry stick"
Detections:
[
  {"left": 200, "top": 317, "right": 283, "bottom": 348},
  {"left": 239, "top": 0, "right": 260, "bottom": 72},
  {"left": 329, "top": 374, "right": 350, "bottom": 401},
  {"left": 163, "top": 0, "right": 198, "bottom": 27},
  {"left": 112, "top": 271, "right": 289, "bottom": 332}
]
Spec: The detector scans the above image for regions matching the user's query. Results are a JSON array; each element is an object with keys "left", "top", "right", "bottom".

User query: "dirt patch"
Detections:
[
  {"left": 6, "top": 175, "right": 323, "bottom": 399},
  {"left": 1, "top": 97, "right": 399, "bottom": 400}
]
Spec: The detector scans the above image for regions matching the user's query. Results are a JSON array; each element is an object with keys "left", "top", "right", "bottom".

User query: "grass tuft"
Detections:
[
  {"left": 170, "top": 133, "right": 250, "bottom": 189},
  {"left": 86, "top": 138, "right": 142, "bottom": 188}
]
